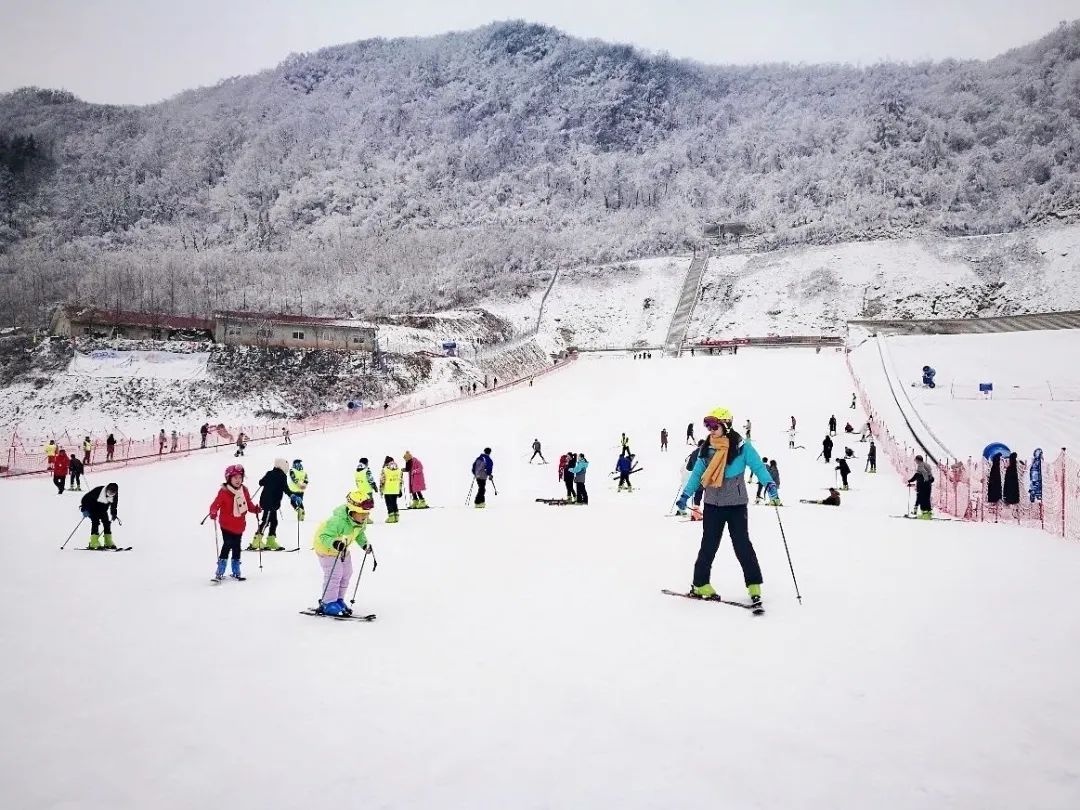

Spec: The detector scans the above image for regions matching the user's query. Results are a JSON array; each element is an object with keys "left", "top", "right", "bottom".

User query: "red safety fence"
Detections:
[
  {"left": 846, "top": 350, "right": 1079, "bottom": 541},
  {"left": 3, "top": 354, "right": 577, "bottom": 477}
]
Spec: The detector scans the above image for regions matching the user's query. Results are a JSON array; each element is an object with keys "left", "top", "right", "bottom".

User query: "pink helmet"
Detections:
[{"left": 224, "top": 464, "right": 245, "bottom": 479}]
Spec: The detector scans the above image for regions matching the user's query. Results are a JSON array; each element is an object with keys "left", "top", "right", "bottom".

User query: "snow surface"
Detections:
[
  {"left": 4, "top": 351, "right": 1080, "bottom": 809},
  {"left": 850, "top": 330, "right": 1080, "bottom": 461}
]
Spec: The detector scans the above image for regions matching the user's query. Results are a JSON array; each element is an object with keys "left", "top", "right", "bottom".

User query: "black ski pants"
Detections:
[
  {"left": 839, "top": 470, "right": 849, "bottom": 487},
  {"left": 219, "top": 529, "right": 242, "bottom": 561},
  {"left": 563, "top": 471, "right": 575, "bottom": 499},
  {"left": 693, "top": 503, "right": 762, "bottom": 588},
  {"left": 617, "top": 472, "right": 631, "bottom": 488},
  {"left": 385, "top": 494, "right": 399, "bottom": 515},
  {"left": 866, "top": 457, "right": 877, "bottom": 473},
  {"left": 823, "top": 448, "right": 832, "bottom": 463},
  {"left": 475, "top": 478, "right": 487, "bottom": 505},
  {"left": 257, "top": 508, "right": 279, "bottom": 536},
  {"left": 530, "top": 450, "right": 545, "bottom": 462},
  {"left": 53, "top": 475, "right": 65, "bottom": 493},
  {"left": 575, "top": 480, "right": 588, "bottom": 504},
  {"left": 915, "top": 481, "right": 932, "bottom": 513},
  {"left": 88, "top": 505, "right": 112, "bottom": 536}
]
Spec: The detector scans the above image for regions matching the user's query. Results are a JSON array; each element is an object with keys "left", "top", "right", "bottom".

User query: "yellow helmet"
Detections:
[
  {"left": 345, "top": 490, "right": 374, "bottom": 515},
  {"left": 707, "top": 406, "right": 733, "bottom": 422}
]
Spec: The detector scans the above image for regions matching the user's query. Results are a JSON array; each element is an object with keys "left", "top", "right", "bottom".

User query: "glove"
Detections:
[
  {"left": 332, "top": 539, "right": 346, "bottom": 552},
  {"left": 80, "top": 508, "right": 90, "bottom": 518},
  {"left": 766, "top": 483, "right": 778, "bottom": 499},
  {"left": 675, "top": 495, "right": 688, "bottom": 514}
]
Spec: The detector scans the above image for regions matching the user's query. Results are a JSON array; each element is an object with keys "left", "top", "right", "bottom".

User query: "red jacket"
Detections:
[
  {"left": 53, "top": 452, "right": 70, "bottom": 477},
  {"left": 208, "top": 485, "right": 260, "bottom": 535},
  {"left": 557, "top": 454, "right": 569, "bottom": 479}
]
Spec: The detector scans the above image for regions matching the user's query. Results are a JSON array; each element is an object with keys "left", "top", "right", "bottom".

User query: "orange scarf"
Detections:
[{"left": 700, "top": 434, "right": 730, "bottom": 488}]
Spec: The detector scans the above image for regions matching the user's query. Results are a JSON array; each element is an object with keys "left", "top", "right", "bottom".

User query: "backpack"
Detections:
[{"left": 473, "top": 457, "right": 488, "bottom": 478}]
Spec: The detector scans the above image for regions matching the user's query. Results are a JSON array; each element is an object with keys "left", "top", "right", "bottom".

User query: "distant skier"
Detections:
[
  {"left": 105, "top": 433, "right": 116, "bottom": 462},
  {"left": 675, "top": 407, "right": 773, "bottom": 609},
  {"left": 754, "top": 457, "right": 770, "bottom": 503},
  {"left": 380, "top": 457, "right": 403, "bottom": 523},
  {"left": 208, "top": 464, "right": 260, "bottom": 581},
  {"left": 234, "top": 432, "right": 247, "bottom": 457},
  {"left": 828, "top": 415, "right": 837, "bottom": 436},
  {"left": 860, "top": 421, "right": 872, "bottom": 442},
  {"left": 82, "top": 437, "right": 92, "bottom": 465},
  {"left": 822, "top": 435, "right": 834, "bottom": 463},
  {"left": 529, "top": 439, "right": 546, "bottom": 464},
  {"left": 573, "top": 452, "right": 589, "bottom": 504},
  {"left": 818, "top": 488, "right": 842, "bottom": 506},
  {"left": 250, "top": 458, "right": 289, "bottom": 551},
  {"left": 312, "top": 491, "right": 374, "bottom": 616},
  {"left": 836, "top": 457, "right": 851, "bottom": 490},
  {"left": 908, "top": 456, "right": 935, "bottom": 519},
  {"left": 288, "top": 459, "right": 309, "bottom": 521},
  {"left": 660, "top": 428, "right": 668, "bottom": 451},
  {"left": 558, "top": 451, "right": 576, "bottom": 501},
  {"left": 45, "top": 439, "right": 57, "bottom": 471},
  {"left": 282, "top": 426, "right": 292, "bottom": 445},
  {"left": 844, "top": 422, "right": 854, "bottom": 434},
  {"left": 850, "top": 393, "right": 857, "bottom": 409},
  {"left": 52, "top": 448, "right": 69, "bottom": 494},
  {"left": 68, "top": 455, "right": 84, "bottom": 492},
  {"left": 200, "top": 423, "right": 209, "bottom": 449},
  {"left": 159, "top": 429, "right": 167, "bottom": 455},
  {"left": 171, "top": 430, "right": 179, "bottom": 452},
  {"left": 686, "top": 422, "right": 695, "bottom": 445},
  {"left": 403, "top": 451, "right": 428, "bottom": 509},
  {"left": 615, "top": 453, "right": 634, "bottom": 492},
  {"left": 619, "top": 433, "right": 631, "bottom": 457},
  {"left": 743, "top": 419, "right": 752, "bottom": 440},
  {"left": 80, "top": 482, "right": 120, "bottom": 549},
  {"left": 790, "top": 416, "right": 796, "bottom": 432},
  {"left": 766, "top": 459, "right": 782, "bottom": 506},
  {"left": 354, "top": 458, "right": 378, "bottom": 501},
  {"left": 472, "top": 448, "right": 494, "bottom": 508}
]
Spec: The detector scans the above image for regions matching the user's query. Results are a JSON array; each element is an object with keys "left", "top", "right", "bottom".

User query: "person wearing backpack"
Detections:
[{"left": 472, "top": 448, "right": 494, "bottom": 508}]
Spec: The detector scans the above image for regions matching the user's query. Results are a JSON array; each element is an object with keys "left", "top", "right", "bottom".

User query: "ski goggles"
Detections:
[{"left": 703, "top": 416, "right": 724, "bottom": 431}]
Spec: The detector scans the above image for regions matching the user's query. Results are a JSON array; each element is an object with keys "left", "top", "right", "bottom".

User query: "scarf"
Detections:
[
  {"left": 700, "top": 434, "right": 731, "bottom": 489},
  {"left": 225, "top": 483, "right": 248, "bottom": 518}
]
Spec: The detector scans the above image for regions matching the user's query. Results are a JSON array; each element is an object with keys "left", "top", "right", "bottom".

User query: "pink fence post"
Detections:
[{"left": 1063, "top": 448, "right": 1068, "bottom": 540}]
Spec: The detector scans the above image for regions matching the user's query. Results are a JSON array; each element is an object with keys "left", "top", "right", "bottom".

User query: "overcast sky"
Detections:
[{"left": 1, "top": 0, "right": 1077, "bottom": 105}]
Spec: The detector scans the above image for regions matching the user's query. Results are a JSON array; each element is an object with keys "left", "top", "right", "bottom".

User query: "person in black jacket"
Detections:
[
  {"left": 68, "top": 455, "right": 85, "bottom": 492},
  {"left": 987, "top": 453, "right": 1003, "bottom": 504},
  {"left": 866, "top": 440, "right": 877, "bottom": 473},
  {"left": 1003, "top": 452, "right": 1021, "bottom": 506},
  {"left": 822, "top": 435, "right": 834, "bottom": 463},
  {"left": 250, "top": 458, "right": 289, "bottom": 550},
  {"left": 836, "top": 457, "right": 851, "bottom": 490},
  {"left": 80, "top": 483, "right": 119, "bottom": 550}
]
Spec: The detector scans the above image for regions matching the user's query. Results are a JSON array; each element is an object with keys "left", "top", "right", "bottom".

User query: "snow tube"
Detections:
[{"left": 982, "top": 442, "right": 1010, "bottom": 461}]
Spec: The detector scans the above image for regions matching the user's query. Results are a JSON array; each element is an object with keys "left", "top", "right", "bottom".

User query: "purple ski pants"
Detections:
[{"left": 318, "top": 552, "right": 353, "bottom": 602}]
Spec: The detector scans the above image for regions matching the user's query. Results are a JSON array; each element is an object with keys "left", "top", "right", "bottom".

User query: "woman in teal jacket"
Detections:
[
  {"left": 676, "top": 407, "right": 774, "bottom": 607},
  {"left": 572, "top": 453, "right": 589, "bottom": 504}
]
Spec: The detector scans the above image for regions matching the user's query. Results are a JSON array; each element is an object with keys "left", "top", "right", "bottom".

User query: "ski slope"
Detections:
[{"left": 3, "top": 351, "right": 1080, "bottom": 810}]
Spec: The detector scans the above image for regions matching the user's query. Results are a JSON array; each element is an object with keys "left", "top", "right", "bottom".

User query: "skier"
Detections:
[
  {"left": 558, "top": 451, "right": 576, "bottom": 501},
  {"left": 105, "top": 433, "right": 116, "bottom": 462},
  {"left": 529, "top": 439, "right": 546, "bottom": 464},
  {"left": 82, "top": 437, "right": 92, "bottom": 465},
  {"left": 380, "top": 456, "right": 403, "bottom": 523},
  {"left": 282, "top": 426, "right": 292, "bottom": 445},
  {"left": 472, "top": 448, "right": 494, "bottom": 508},
  {"left": 159, "top": 429, "right": 166, "bottom": 455},
  {"left": 619, "top": 433, "right": 631, "bottom": 457},
  {"left": 250, "top": 458, "right": 289, "bottom": 551},
  {"left": 907, "top": 455, "right": 935, "bottom": 519},
  {"left": 68, "top": 454, "right": 84, "bottom": 492},
  {"left": 354, "top": 458, "right": 378, "bottom": 502},
  {"left": 208, "top": 464, "right": 260, "bottom": 580},
  {"left": 822, "top": 435, "right": 834, "bottom": 463},
  {"left": 866, "top": 440, "right": 877, "bottom": 473},
  {"left": 80, "top": 482, "right": 120, "bottom": 549},
  {"left": 234, "top": 432, "right": 247, "bottom": 457},
  {"left": 675, "top": 407, "right": 774, "bottom": 609},
  {"left": 170, "top": 430, "right": 179, "bottom": 452},
  {"left": 843, "top": 422, "right": 854, "bottom": 434},
  {"left": 836, "top": 457, "right": 851, "bottom": 490},
  {"left": 743, "top": 419, "right": 752, "bottom": 440},
  {"left": 403, "top": 451, "right": 428, "bottom": 508},
  {"left": 766, "top": 459, "right": 782, "bottom": 506},
  {"left": 790, "top": 416, "right": 797, "bottom": 432},
  {"left": 828, "top": 415, "right": 837, "bottom": 436},
  {"left": 754, "top": 457, "right": 770, "bottom": 503},
  {"left": 820, "top": 488, "right": 842, "bottom": 506},
  {"left": 615, "top": 453, "right": 634, "bottom": 492},
  {"left": 573, "top": 452, "right": 589, "bottom": 504},
  {"left": 312, "top": 491, "right": 374, "bottom": 616},
  {"left": 859, "top": 421, "right": 872, "bottom": 442},
  {"left": 660, "top": 428, "right": 668, "bottom": 451},
  {"left": 45, "top": 439, "right": 57, "bottom": 471},
  {"left": 52, "top": 448, "right": 69, "bottom": 494},
  {"left": 288, "top": 459, "right": 309, "bottom": 521},
  {"left": 850, "top": 393, "right": 857, "bottom": 409},
  {"left": 200, "top": 423, "right": 209, "bottom": 449},
  {"left": 686, "top": 422, "right": 695, "bottom": 445}
]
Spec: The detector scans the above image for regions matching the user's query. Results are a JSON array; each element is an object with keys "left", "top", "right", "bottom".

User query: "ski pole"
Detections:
[
  {"left": 349, "top": 545, "right": 372, "bottom": 607},
  {"left": 200, "top": 513, "right": 212, "bottom": 525},
  {"left": 319, "top": 547, "right": 343, "bottom": 605},
  {"left": 490, "top": 478, "right": 498, "bottom": 496},
  {"left": 465, "top": 479, "right": 474, "bottom": 506},
  {"left": 773, "top": 504, "right": 802, "bottom": 603},
  {"left": 213, "top": 522, "right": 220, "bottom": 557},
  {"left": 294, "top": 520, "right": 301, "bottom": 552},
  {"left": 60, "top": 516, "right": 86, "bottom": 550}
]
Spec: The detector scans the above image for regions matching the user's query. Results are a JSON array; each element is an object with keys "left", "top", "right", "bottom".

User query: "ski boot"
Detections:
[
  {"left": 88, "top": 533, "right": 101, "bottom": 550},
  {"left": 769, "top": 497, "right": 784, "bottom": 507},
  {"left": 918, "top": 510, "right": 934, "bottom": 520},
  {"left": 263, "top": 535, "right": 282, "bottom": 551},
  {"left": 213, "top": 559, "right": 227, "bottom": 580},
  {"left": 475, "top": 502, "right": 486, "bottom": 509},
  {"left": 386, "top": 513, "right": 399, "bottom": 524},
  {"left": 691, "top": 584, "right": 718, "bottom": 599},
  {"left": 413, "top": 498, "right": 429, "bottom": 509},
  {"left": 230, "top": 559, "right": 245, "bottom": 580},
  {"left": 102, "top": 534, "right": 117, "bottom": 549},
  {"left": 748, "top": 584, "right": 764, "bottom": 612},
  {"left": 317, "top": 600, "right": 345, "bottom": 616},
  {"left": 247, "top": 533, "right": 264, "bottom": 551},
  {"left": 841, "top": 485, "right": 850, "bottom": 491},
  {"left": 333, "top": 599, "right": 353, "bottom": 616}
]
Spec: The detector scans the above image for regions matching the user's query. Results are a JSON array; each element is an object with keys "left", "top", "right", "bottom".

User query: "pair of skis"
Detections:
[
  {"left": 76, "top": 546, "right": 133, "bottom": 552},
  {"left": 661, "top": 589, "right": 763, "bottom": 615},
  {"left": 299, "top": 609, "right": 376, "bottom": 622}
]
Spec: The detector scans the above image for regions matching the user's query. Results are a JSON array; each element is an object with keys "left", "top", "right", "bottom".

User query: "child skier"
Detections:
[
  {"left": 250, "top": 458, "right": 289, "bottom": 551},
  {"left": 355, "top": 458, "right": 378, "bottom": 500},
  {"left": 80, "top": 482, "right": 120, "bottom": 549},
  {"left": 313, "top": 491, "right": 374, "bottom": 616},
  {"left": 208, "top": 464, "right": 260, "bottom": 580},
  {"left": 68, "top": 454, "right": 84, "bottom": 492},
  {"left": 675, "top": 407, "right": 774, "bottom": 609},
  {"left": 766, "top": 459, "right": 782, "bottom": 506},
  {"left": 836, "top": 457, "right": 851, "bottom": 490},
  {"left": 288, "top": 459, "right": 308, "bottom": 521},
  {"left": 380, "top": 456, "right": 403, "bottom": 523},
  {"left": 45, "top": 439, "right": 57, "bottom": 470},
  {"left": 615, "top": 453, "right": 634, "bottom": 491},
  {"left": 403, "top": 451, "right": 428, "bottom": 508}
]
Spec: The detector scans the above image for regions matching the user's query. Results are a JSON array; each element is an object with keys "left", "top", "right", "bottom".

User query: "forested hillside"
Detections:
[{"left": 1, "top": 19, "right": 1079, "bottom": 325}]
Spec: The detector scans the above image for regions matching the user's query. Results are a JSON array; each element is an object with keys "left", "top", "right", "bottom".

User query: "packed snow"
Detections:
[
  {"left": 850, "top": 329, "right": 1080, "bottom": 461},
  {"left": 4, "top": 350, "right": 1079, "bottom": 809}
]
